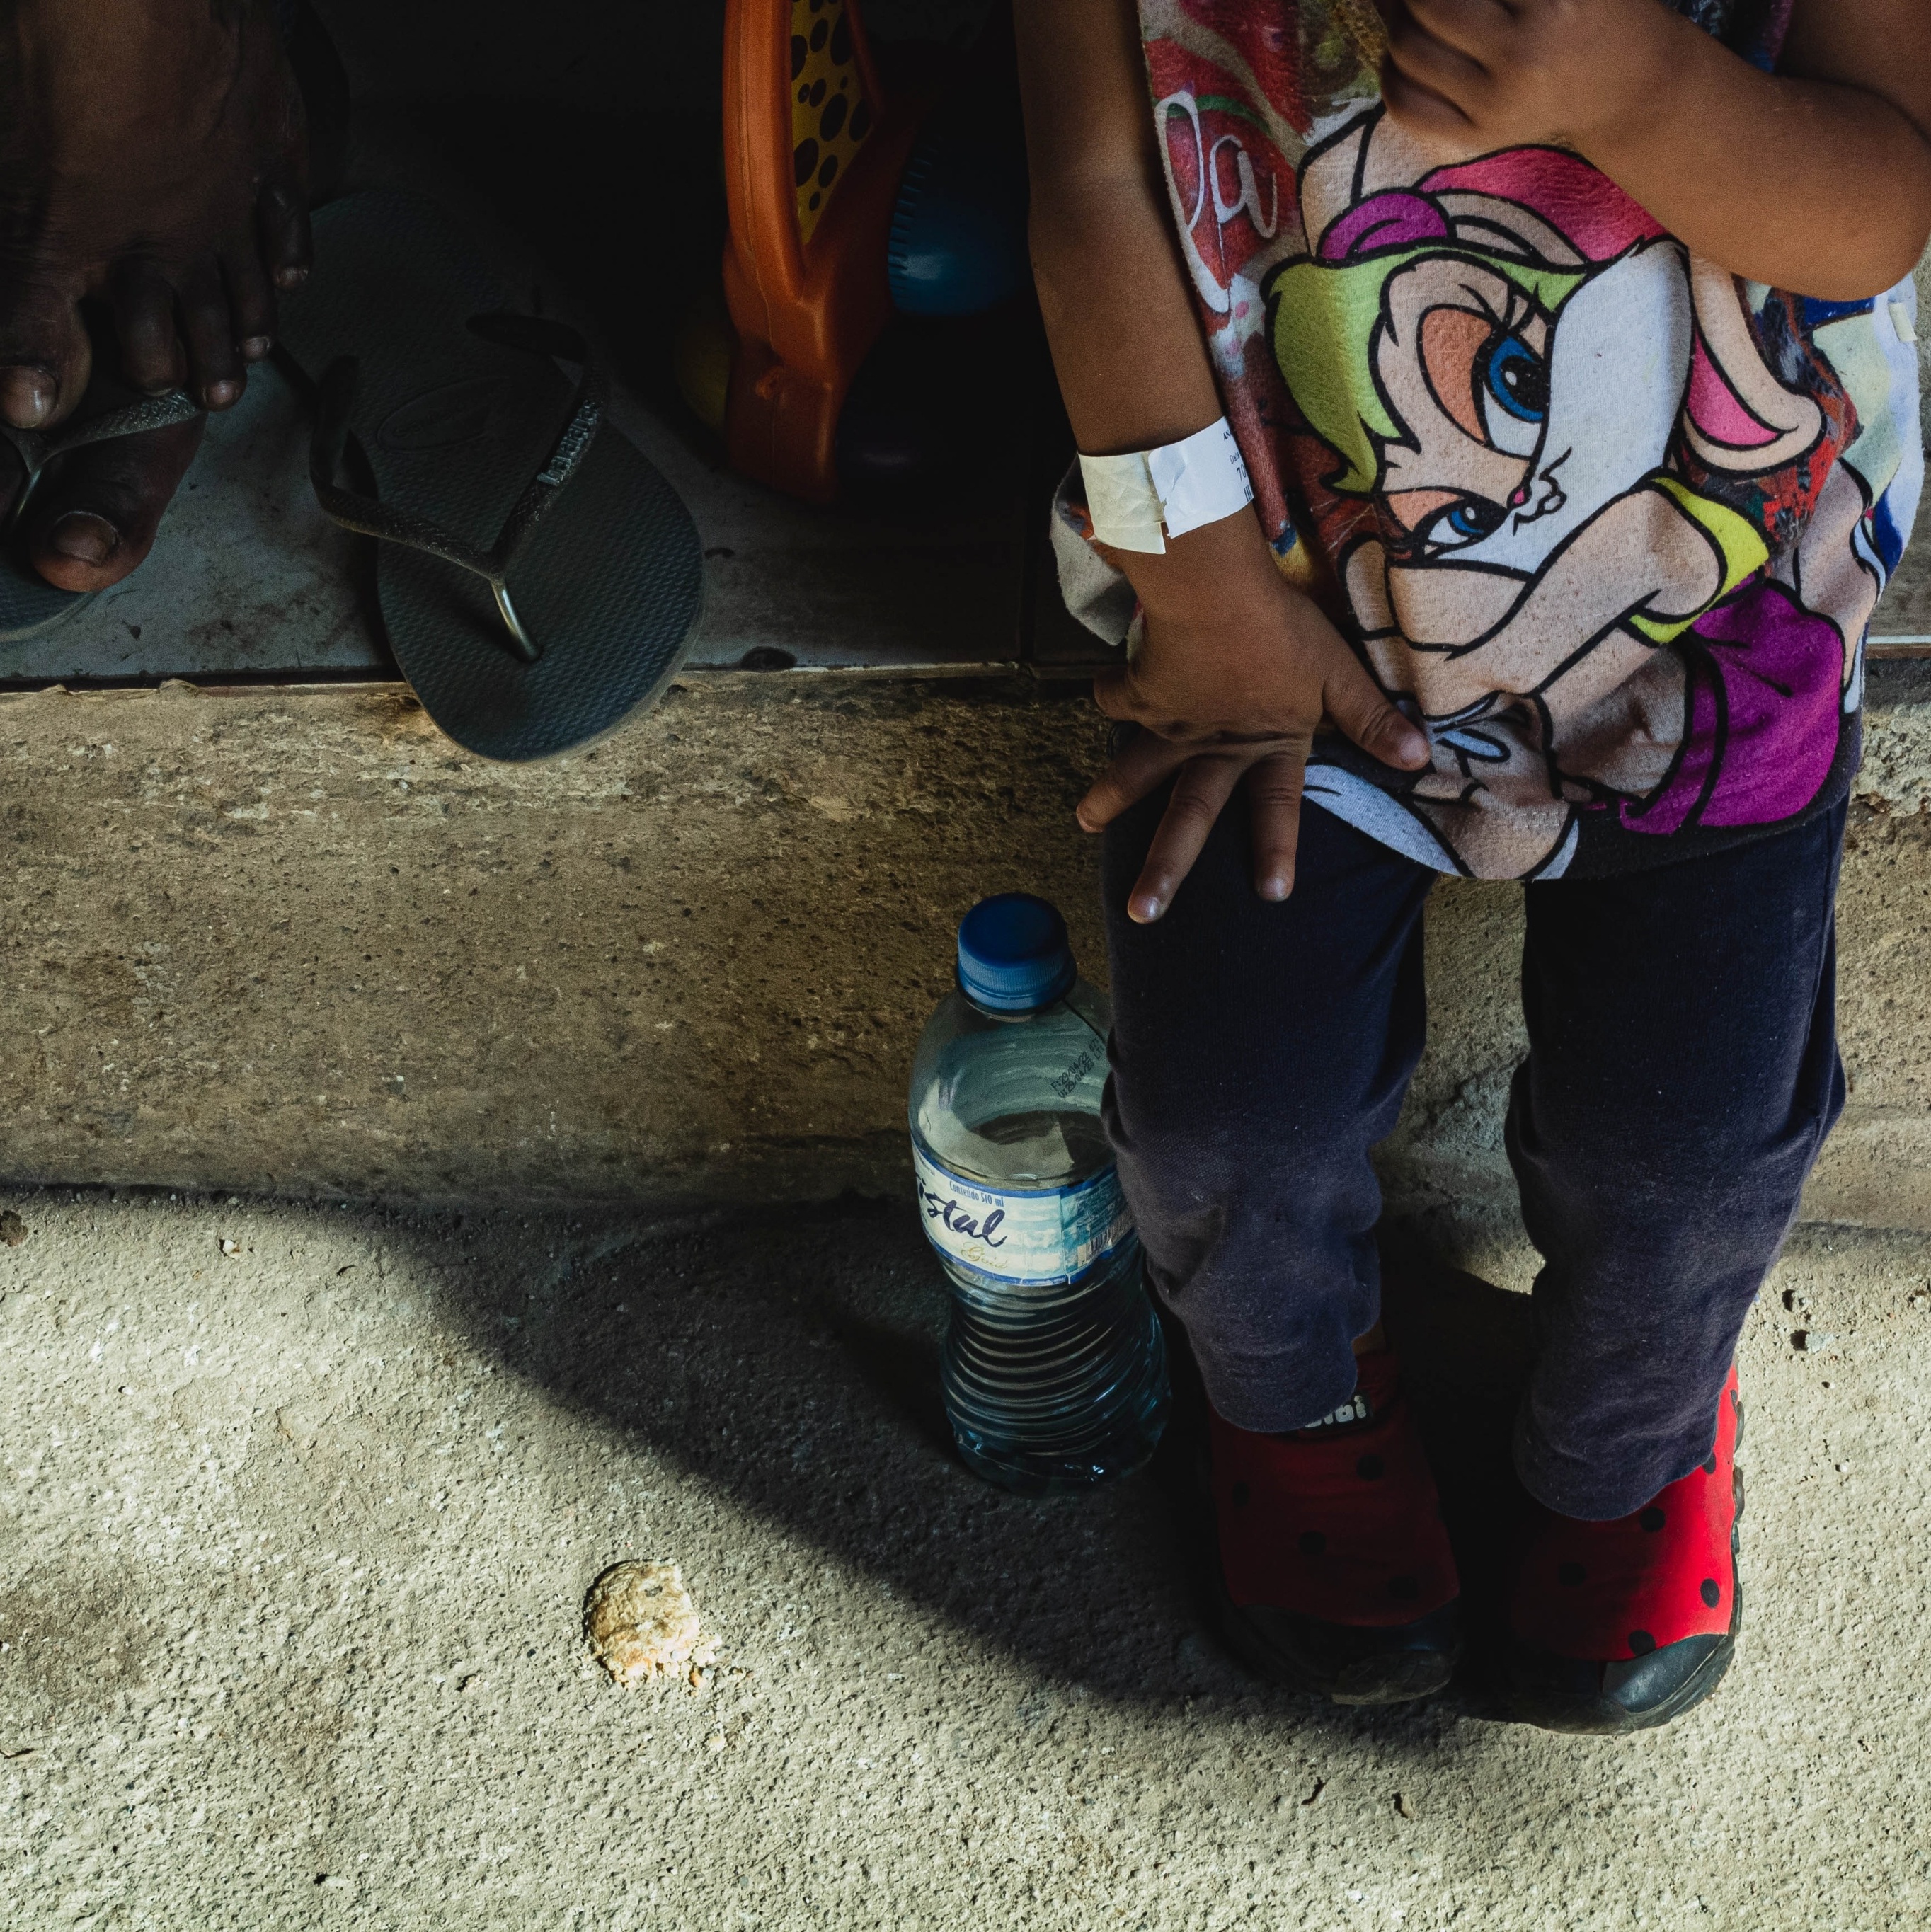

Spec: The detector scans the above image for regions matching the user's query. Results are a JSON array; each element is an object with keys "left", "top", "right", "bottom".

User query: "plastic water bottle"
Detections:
[{"left": 907, "top": 893, "right": 1169, "bottom": 1493}]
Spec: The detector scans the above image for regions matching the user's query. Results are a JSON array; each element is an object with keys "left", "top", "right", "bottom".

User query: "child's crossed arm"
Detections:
[{"left": 1382, "top": 0, "right": 1931, "bottom": 299}]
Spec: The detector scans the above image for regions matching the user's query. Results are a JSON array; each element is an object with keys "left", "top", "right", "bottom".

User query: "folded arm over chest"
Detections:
[{"left": 1382, "top": 0, "right": 1931, "bottom": 299}]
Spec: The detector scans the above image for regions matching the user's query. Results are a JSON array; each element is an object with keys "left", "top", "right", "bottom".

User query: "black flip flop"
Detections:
[
  {"left": 275, "top": 190, "right": 704, "bottom": 762},
  {"left": 0, "top": 388, "right": 202, "bottom": 645}
]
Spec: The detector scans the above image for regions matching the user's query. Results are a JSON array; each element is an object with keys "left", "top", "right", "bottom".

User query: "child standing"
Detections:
[{"left": 1016, "top": 0, "right": 1930, "bottom": 1729}]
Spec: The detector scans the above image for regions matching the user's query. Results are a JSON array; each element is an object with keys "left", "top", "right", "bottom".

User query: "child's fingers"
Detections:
[
  {"left": 1380, "top": 61, "right": 1475, "bottom": 134},
  {"left": 1126, "top": 754, "right": 1249, "bottom": 924},
  {"left": 1075, "top": 728, "right": 1196, "bottom": 834},
  {"left": 1244, "top": 750, "right": 1307, "bottom": 902},
  {"left": 1090, "top": 667, "right": 1194, "bottom": 733},
  {"left": 1322, "top": 654, "right": 1431, "bottom": 771},
  {"left": 1383, "top": 9, "right": 1489, "bottom": 120},
  {"left": 1400, "top": 0, "right": 1508, "bottom": 64}
]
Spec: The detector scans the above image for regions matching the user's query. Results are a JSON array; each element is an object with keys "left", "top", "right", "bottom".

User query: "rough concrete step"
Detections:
[{"left": 0, "top": 666, "right": 1926, "bottom": 1252}]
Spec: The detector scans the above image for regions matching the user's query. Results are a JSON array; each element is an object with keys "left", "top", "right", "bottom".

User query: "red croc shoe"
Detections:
[
  {"left": 1504, "top": 1367, "right": 1743, "bottom": 1734},
  {"left": 1206, "top": 1350, "right": 1461, "bottom": 1705}
]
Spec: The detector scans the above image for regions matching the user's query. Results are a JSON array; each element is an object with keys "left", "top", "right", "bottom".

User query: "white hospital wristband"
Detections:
[{"left": 1078, "top": 418, "right": 1255, "bottom": 555}]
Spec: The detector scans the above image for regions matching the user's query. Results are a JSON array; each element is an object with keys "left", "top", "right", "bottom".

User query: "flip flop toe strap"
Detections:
[
  {"left": 1, "top": 388, "right": 203, "bottom": 524},
  {"left": 306, "top": 313, "right": 609, "bottom": 665}
]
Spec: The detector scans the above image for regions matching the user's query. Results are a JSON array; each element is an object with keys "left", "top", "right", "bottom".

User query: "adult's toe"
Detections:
[
  {"left": 0, "top": 290, "right": 93, "bottom": 431},
  {"left": 0, "top": 440, "right": 23, "bottom": 526},
  {"left": 178, "top": 260, "right": 245, "bottom": 410},
  {"left": 113, "top": 260, "right": 189, "bottom": 396},
  {"left": 224, "top": 238, "right": 277, "bottom": 362},
  {"left": 258, "top": 179, "right": 313, "bottom": 292},
  {"left": 23, "top": 415, "right": 205, "bottom": 594}
]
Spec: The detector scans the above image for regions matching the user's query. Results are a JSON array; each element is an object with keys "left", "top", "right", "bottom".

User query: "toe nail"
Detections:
[
  {"left": 241, "top": 335, "right": 273, "bottom": 361},
  {"left": 0, "top": 367, "right": 55, "bottom": 429},
  {"left": 48, "top": 513, "right": 119, "bottom": 565},
  {"left": 203, "top": 379, "right": 241, "bottom": 408}
]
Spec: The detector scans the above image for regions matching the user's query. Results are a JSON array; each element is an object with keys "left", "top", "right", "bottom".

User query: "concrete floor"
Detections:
[
  {"left": 3, "top": 11, "right": 1927, "bottom": 1924},
  {"left": 3, "top": 1189, "right": 1927, "bottom": 1929}
]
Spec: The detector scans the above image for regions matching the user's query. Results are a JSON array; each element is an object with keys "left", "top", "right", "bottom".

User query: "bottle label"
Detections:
[{"left": 911, "top": 1144, "right": 1133, "bottom": 1285}]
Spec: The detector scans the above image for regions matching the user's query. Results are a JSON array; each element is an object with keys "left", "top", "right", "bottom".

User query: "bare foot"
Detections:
[
  {"left": 0, "top": 0, "right": 310, "bottom": 588},
  {"left": 0, "top": 374, "right": 207, "bottom": 594}
]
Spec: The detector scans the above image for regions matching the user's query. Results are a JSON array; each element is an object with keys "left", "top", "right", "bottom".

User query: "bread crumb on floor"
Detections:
[{"left": 583, "top": 1560, "right": 720, "bottom": 1688}]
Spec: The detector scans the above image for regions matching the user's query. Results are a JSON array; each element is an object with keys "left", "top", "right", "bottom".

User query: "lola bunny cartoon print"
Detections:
[{"left": 1055, "top": 0, "right": 1922, "bottom": 880}]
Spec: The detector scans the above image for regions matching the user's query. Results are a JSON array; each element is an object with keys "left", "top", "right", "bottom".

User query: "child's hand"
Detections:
[
  {"left": 1077, "top": 552, "right": 1430, "bottom": 922},
  {"left": 1380, "top": 0, "right": 1662, "bottom": 151}
]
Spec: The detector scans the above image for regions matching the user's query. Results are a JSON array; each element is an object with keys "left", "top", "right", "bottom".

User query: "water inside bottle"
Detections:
[
  {"left": 936, "top": 1235, "right": 1168, "bottom": 1494},
  {"left": 910, "top": 974, "right": 1169, "bottom": 1494}
]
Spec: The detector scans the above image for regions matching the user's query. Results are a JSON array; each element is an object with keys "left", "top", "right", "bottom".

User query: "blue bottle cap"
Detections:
[{"left": 956, "top": 894, "right": 1076, "bottom": 1013}]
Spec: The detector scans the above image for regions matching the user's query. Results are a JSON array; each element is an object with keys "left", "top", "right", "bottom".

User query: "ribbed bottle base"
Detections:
[{"left": 941, "top": 1286, "right": 1170, "bottom": 1495}]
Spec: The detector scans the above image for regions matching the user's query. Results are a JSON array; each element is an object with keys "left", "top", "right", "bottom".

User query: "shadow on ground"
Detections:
[{"left": 376, "top": 1193, "right": 1539, "bottom": 1740}]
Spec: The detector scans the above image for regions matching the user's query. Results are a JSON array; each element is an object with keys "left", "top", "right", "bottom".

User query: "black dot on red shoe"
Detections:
[
  {"left": 1298, "top": 1530, "right": 1326, "bottom": 1557},
  {"left": 1701, "top": 1577, "right": 1721, "bottom": 1608},
  {"left": 1557, "top": 1561, "right": 1586, "bottom": 1586},
  {"left": 1230, "top": 1481, "right": 1249, "bottom": 1507},
  {"left": 1639, "top": 1507, "right": 1666, "bottom": 1531},
  {"left": 1629, "top": 1630, "right": 1656, "bottom": 1655},
  {"left": 1356, "top": 1454, "right": 1385, "bottom": 1480},
  {"left": 1702, "top": 1455, "right": 1718, "bottom": 1476},
  {"left": 1387, "top": 1574, "right": 1420, "bottom": 1599}
]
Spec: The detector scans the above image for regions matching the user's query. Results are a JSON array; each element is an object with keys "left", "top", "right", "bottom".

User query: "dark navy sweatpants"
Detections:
[{"left": 1101, "top": 786, "right": 1846, "bottom": 1520}]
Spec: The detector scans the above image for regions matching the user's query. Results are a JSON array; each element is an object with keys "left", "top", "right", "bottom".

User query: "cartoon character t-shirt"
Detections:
[{"left": 1052, "top": 0, "right": 1923, "bottom": 880}]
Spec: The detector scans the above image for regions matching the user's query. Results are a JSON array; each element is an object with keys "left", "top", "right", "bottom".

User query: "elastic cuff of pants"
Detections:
[
  {"left": 1198, "top": 1347, "right": 1364, "bottom": 1436},
  {"left": 1512, "top": 1415, "right": 1719, "bottom": 1522}
]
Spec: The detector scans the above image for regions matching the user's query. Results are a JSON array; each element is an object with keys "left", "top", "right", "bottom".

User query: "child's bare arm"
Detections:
[
  {"left": 1383, "top": 0, "right": 1931, "bottom": 299},
  {"left": 1019, "top": 0, "right": 1427, "bottom": 919},
  {"left": 1020, "top": 0, "right": 1221, "bottom": 465}
]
